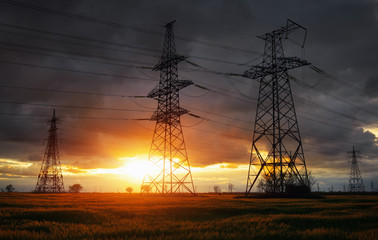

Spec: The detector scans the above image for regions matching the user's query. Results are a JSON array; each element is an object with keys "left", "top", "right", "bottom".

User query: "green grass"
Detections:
[{"left": 0, "top": 193, "right": 376, "bottom": 239}]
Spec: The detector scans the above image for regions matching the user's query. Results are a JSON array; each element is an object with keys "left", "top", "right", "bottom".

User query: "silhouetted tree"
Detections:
[
  {"left": 228, "top": 183, "right": 234, "bottom": 193},
  {"left": 69, "top": 184, "right": 83, "bottom": 193},
  {"left": 213, "top": 185, "right": 220, "bottom": 194},
  {"left": 126, "top": 187, "right": 133, "bottom": 194},
  {"left": 5, "top": 184, "right": 15, "bottom": 192},
  {"left": 307, "top": 171, "right": 317, "bottom": 190},
  {"left": 257, "top": 175, "right": 275, "bottom": 193}
]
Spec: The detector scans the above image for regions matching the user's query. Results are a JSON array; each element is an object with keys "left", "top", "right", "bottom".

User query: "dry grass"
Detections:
[{"left": 0, "top": 193, "right": 377, "bottom": 239}]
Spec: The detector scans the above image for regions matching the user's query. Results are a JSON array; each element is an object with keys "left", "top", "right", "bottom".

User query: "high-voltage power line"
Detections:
[
  {"left": 141, "top": 21, "right": 195, "bottom": 195},
  {"left": 244, "top": 19, "right": 311, "bottom": 195}
]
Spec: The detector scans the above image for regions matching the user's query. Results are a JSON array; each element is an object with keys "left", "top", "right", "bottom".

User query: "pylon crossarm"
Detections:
[
  {"left": 243, "top": 66, "right": 267, "bottom": 79},
  {"left": 153, "top": 55, "right": 186, "bottom": 71},
  {"left": 175, "top": 80, "right": 193, "bottom": 90},
  {"left": 244, "top": 58, "right": 309, "bottom": 80},
  {"left": 277, "top": 57, "right": 310, "bottom": 70}
]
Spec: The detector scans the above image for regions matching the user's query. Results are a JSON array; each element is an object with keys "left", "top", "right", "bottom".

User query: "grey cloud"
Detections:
[
  {"left": 363, "top": 75, "right": 378, "bottom": 97},
  {"left": 28, "top": 153, "right": 42, "bottom": 161}
]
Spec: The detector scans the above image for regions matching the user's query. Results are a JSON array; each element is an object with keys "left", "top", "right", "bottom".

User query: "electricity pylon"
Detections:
[
  {"left": 35, "top": 109, "right": 65, "bottom": 193},
  {"left": 141, "top": 20, "right": 195, "bottom": 195},
  {"left": 244, "top": 19, "right": 310, "bottom": 195},
  {"left": 348, "top": 146, "right": 365, "bottom": 192}
]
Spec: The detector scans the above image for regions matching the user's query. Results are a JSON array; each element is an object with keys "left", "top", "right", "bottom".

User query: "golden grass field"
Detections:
[{"left": 0, "top": 193, "right": 377, "bottom": 239}]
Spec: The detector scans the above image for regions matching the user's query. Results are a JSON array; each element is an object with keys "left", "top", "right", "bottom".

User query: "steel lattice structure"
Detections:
[
  {"left": 141, "top": 20, "right": 195, "bottom": 195},
  {"left": 244, "top": 19, "right": 310, "bottom": 195},
  {"left": 35, "top": 109, "right": 65, "bottom": 193},
  {"left": 348, "top": 146, "right": 365, "bottom": 192}
]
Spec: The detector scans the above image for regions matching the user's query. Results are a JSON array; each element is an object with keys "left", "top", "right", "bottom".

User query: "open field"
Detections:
[{"left": 0, "top": 193, "right": 377, "bottom": 240}]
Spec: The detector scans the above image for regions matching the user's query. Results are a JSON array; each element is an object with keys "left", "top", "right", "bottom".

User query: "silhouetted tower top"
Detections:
[
  {"left": 35, "top": 109, "right": 64, "bottom": 193},
  {"left": 348, "top": 146, "right": 364, "bottom": 192}
]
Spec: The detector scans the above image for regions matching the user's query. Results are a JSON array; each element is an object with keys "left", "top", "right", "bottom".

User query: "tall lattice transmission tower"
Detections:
[
  {"left": 244, "top": 19, "right": 310, "bottom": 195},
  {"left": 35, "top": 109, "right": 65, "bottom": 193},
  {"left": 141, "top": 20, "right": 195, "bottom": 195},
  {"left": 348, "top": 146, "right": 365, "bottom": 192}
]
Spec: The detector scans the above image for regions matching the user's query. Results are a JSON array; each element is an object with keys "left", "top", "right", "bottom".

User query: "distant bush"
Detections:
[
  {"left": 126, "top": 187, "right": 133, "bottom": 194},
  {"left": 5, "top": 184, "right": 15, "bottom": 192},
  {"left": 69, "top": 184, "right": 83, "bottom": 193},
  {"left": 285, "top": 184, "right": 311, "bottom": 193}
]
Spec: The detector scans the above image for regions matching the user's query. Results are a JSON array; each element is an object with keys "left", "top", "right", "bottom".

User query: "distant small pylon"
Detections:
[
  {"left": 348, "top": 146, "right": 365, "bottom": 192},
  {"left": 34, "top": 109, "right": 64, "bottom": 193}
]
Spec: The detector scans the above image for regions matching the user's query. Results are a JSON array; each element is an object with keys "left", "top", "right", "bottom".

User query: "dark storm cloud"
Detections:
[
  {"left": 28, "top": 153, "right": 42, "bottom": 162},
  {"left": 0, "top": 0, "right": 377, "bottom": 190},
  {"left": 364, "top": 75, "right": 378, "bottom": 97}
]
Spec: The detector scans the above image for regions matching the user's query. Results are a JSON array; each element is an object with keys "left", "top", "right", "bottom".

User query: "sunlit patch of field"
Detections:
[{"left": 0, "top": 193, "right": 377, "bottom": 240}]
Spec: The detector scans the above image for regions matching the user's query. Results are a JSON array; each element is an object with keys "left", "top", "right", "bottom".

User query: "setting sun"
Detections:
[
  {"left": 119, "top": 156, "right": 150, "bottom": 181},
  {"left": 80, "top": 155, "right": 151, "bottom": 188}
]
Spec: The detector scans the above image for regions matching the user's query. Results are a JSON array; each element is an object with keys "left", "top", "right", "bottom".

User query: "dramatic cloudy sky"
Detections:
[{"left": 0, "top": 0, "right": 377, "bottom": 192}]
